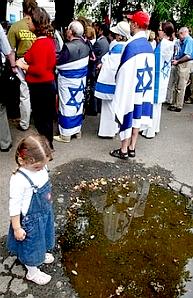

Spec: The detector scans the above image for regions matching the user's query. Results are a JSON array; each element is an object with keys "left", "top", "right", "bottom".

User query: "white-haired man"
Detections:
[
  {"left": 168, "top": 27, "right": 193, "bottom": 112},
  {"left": 54, "top": 20, "right": 90, "bottom": 143}
]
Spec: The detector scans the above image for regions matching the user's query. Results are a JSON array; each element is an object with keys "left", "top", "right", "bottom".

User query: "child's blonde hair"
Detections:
[{"left": 15, "top": 134, "right": 53, "bottom": 166}]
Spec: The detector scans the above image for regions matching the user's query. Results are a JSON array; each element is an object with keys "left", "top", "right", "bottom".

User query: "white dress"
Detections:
[{"left": 95, "top": 40, "right": 126, "bottom": 137}]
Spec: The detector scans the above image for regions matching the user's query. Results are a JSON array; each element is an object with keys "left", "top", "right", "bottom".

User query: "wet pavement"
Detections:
[{"left": 1, "top": 104, "right": 193, "bottom": 297}]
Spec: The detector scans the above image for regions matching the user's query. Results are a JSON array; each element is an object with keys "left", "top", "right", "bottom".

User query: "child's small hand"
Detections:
[{"left": 14, "top": 227, "right": 26, "bottom": 241}]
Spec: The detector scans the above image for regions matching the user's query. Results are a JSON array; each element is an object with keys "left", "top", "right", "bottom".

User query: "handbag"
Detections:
[{"left": 0, "top": 54, "right": 20, "bottom": 106}]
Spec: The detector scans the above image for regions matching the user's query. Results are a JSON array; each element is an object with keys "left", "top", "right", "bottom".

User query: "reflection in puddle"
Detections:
[
  {"left": 59, "top": 177, "right": 193, "bottom": 298},
  {"left": 103, "top": 181, "right": 149, "bottom": 242}
]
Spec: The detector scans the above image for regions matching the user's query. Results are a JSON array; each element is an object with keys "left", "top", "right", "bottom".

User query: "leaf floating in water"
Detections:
[
  {"left": 179, "top": 220, "right": 185, "bottom": 225},
  {"left": 74, "top": 185, "right": 80, "bottom": 190},
  {"left": 118, "top": 194, "right": 124, "bottom": 199},
  {"left": 150, "top": 281, "right": 164, "bottom": 293},
  {"left": 115, "top": 285, "right": 124, "bottom": 295},
  {"left": 71, "top": 270, "right": 78, "bottom": 275},
  {"left": 100, "top": 179, "right": 107, "bottom": 185},
  {"left": 173, "top": 258, "right": 179, "bottom": 264}
]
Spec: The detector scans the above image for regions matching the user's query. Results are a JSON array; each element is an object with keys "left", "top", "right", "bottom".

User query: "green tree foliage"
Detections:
[{"left": 75, "top": 0, "right": 193, "bottom": 29}]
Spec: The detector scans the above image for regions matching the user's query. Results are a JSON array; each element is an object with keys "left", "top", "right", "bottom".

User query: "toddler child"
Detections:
[{"left": 7, "top": 134, "right": 55, "bottom": 285}]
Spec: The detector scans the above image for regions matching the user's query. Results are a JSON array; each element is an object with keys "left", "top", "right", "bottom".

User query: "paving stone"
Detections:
[
  {"left": 0, "top": 276, "right": 12, "bottom": 294},
  {"left": 0, "top": 263, "right": 8, "bottom": 274},
  {"left": 11, "top": 264, "right": 26, "bottom": 278},
  {"left": 3, "top": 256, "right": 16, "bottom": 269},
  {"left": 181, "top": 186, "right": 192, "bottom": 198},
  {"left": 168, "top": 181, "right": 182, "bottom": 192},
  {"left": 9, "top": 278, "right": 28, "bottom": 296}
]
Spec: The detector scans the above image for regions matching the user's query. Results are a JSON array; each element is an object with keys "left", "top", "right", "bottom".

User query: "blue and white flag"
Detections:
[
  {"left": 154, "top": 38, "right": 174, "bottom": 104},
  {"left": 57, "top": 56, "right": 89, "bottom": 136},
  {"left": 112, "top": 31, "right": 155, "bottom": 141},
  {"left": 95, "top": 40, "right": 126, "bottom": 101}
]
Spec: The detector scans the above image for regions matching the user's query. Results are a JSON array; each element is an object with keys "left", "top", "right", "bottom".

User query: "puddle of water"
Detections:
[{"left": 59, "top": 178, "right": 193, "bottom": 298}]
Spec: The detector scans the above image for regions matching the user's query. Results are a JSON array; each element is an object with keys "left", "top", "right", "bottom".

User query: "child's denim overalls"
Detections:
[{"left": 7, "top": 170, "right": 55, "bottom": 266}]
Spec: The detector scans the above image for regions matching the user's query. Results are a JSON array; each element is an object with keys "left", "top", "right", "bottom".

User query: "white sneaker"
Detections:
[
  {"left": 26, "top": 269, "right": 51, "bottom": 285},
  {"left": 53, "top": 135, "right": 71, "bottom": 143},
  {"left": 44, "top": 253, "right": 54, "bottom": 264}
]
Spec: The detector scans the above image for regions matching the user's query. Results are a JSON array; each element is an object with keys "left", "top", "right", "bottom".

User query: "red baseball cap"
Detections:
[{"left": 127, "top": 11, "right": 150, "bottom": 29}]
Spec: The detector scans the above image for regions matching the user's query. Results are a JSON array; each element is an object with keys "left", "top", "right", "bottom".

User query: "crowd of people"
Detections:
[
  {"left": 0, "top": 0, "right": 193, "bottom": 286},
  {"left": 0, "top": 1, "right": 192, "bottom": 155}
]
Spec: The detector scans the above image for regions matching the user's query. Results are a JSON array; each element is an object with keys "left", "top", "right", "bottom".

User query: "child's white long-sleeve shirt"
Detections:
[{"left": 9, "top": 167, "right": 49, "bottom": 217}]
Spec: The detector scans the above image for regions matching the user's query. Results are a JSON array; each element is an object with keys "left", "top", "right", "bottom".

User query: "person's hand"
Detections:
[
  {"left": 96, "top": 63, "right": 102, "bottom": 70},
  {"left": 14, "top": 227, "right": 26, "bottom": 241},
  {"left": 172, "top": 59, "right": 178, "bottom": 65},
  {"left": 16, "top": 58, "right": 29, "bottom": 71}
]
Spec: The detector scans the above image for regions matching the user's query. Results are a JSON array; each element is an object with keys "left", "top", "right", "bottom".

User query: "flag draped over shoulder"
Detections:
[
  {"left": 154, "top": 38, "right": 174, "bottom": 104},
  {"left": 57, "top": 56, "right": 89, "bottom": 136},
  {"left": 112, "top": 31, "right": 155, "bottom": 141},
  {"left": 95, "top": 40, "right": 126, "bottom": 101}
]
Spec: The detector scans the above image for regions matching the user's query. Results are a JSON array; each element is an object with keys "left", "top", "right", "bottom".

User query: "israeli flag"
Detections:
[
  {"left": 95, "top": 40, "right": 126, "bottom": 101},
  {"left": 112, "top": 31, "right": 155, "bottom": 141},
  {"left": 57, "top": 56, "right": 89, "bottom": 136},
  {"left": 154, "top": 38, "right": 174, "bottom": 104}
]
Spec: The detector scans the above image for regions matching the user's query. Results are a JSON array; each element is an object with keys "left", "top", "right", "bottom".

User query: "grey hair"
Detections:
[
  {"left": 179, "top": 27, "right": 189, "bottom": 34},
  {"left": 68, "top": 20, "right": 84, "bottom": 37}
]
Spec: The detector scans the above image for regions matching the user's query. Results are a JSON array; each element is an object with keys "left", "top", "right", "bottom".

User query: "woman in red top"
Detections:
[{"left": 16, "top": 7, "right": 56, "bottom": 149}]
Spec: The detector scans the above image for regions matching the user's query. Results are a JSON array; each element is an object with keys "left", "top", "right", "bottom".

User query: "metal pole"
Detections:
[{"left": 109, "top": 0, "right": 111, "bottom": 24}]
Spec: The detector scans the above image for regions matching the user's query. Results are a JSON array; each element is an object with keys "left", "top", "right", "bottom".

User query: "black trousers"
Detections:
[{"left": 28, "top": 82, "right": 56, "bottom": 149}]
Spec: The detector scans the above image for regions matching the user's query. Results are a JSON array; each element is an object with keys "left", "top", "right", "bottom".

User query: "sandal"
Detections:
[
  {"left": 109, "top": 148, "right": 128, "bottom": 160},
  {"left": 44, "top": 253, "right": 54, "bottom": 264},
  {"left": 26, "top": 269, "right": 51, "bottom": 285},
  {"left": 128, "top": 148, "right": 135, "bottom": 158}
]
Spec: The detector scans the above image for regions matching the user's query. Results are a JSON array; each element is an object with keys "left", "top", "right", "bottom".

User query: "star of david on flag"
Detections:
[
  {"left": 135, "top": 58, "right": 153, "bottom": 95},
  {"left": 161, "top": 60, "right": 170, "bottom": 79},
  {"left": 66, "top": 80, "right": 85, "bottom": 112}
]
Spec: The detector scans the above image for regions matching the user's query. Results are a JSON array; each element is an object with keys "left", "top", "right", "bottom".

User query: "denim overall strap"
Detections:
[{"left": 17, "top": 169, "right": 38, "bottom": 192}]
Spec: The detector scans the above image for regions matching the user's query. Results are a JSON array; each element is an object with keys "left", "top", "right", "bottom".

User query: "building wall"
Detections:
[{"left": 6, "top": 0, "right": 55, "bottom": 23}]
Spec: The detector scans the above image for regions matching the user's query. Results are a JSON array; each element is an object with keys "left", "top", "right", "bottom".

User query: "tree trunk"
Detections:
[
  {"left": 117, "top": 0, "right": 127, "bottom": 22},
  {"left": 55, "top": 0, "right": 75, "bottom": 30}
]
